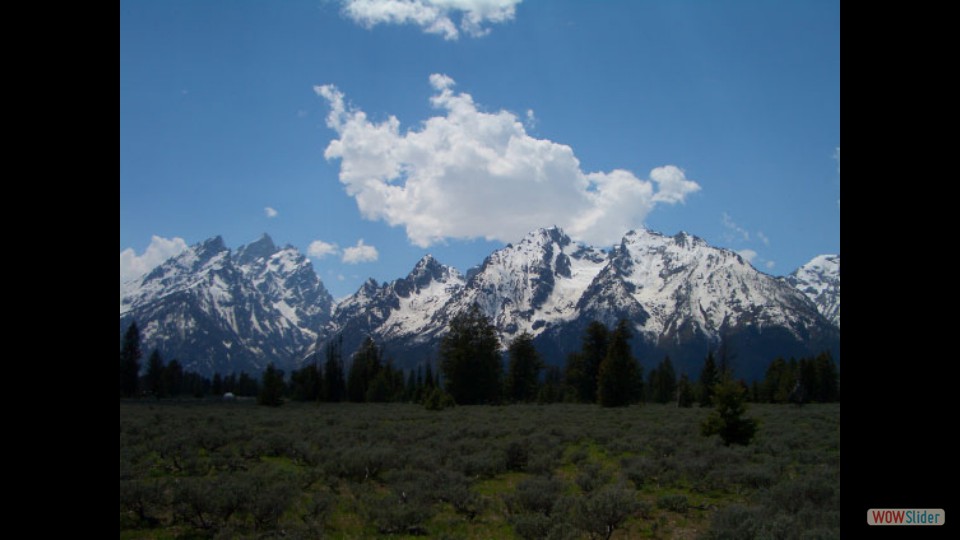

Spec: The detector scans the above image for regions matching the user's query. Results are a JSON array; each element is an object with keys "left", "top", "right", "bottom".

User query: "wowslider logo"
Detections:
[{"left": 867, "top": 508, "right": 944, "bottom": 526}]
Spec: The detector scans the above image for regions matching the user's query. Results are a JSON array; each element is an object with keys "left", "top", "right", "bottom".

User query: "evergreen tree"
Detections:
[
  {"left": 347, "top": 337, "right": 383, "bottom": 402},
  {"left": 439, "top": 304, "right": 502, "bottom": 405},
  {"left": 211, "top": 373, "right": 223, "bottom": 396},
  {"left": 162, "top": 359, "right": 184, "bottom": 397},
  {"left": 763, "top": 357, "right": 789, "bottom": 403},
  {"left": 646, "top": 367, "right": 659, "bottom": 403},
  {"left": 506, "top": 332, "right": 544, "bottom": 402},
  {"left": 537, "top": 365, "right": 567, "bottom": 404},
  {"left": 290, "top": 360, "right": 322, "bottom": 401},
  {"left": 236, "top": 371, "right": 259, "bottom": 396},
  {"left": 813, "top": 351, "right": 840, "bottom": 402},
  {"left": 258, "top": 363, "right": 285, "bottom": 406},
  {"left": 323, "top": 336, "right": 346, "bottom": 402},
  {"left": 701, "top": 378, "right": 758, "bottom": 445},
  {"left": 676, "top": 373, "right": 695, "bottom": 407},
  {"left": 699, "top": 351, "right": 719, "bottom": 407},
  {"left": 597, "top": 320, "right": 640, "bottom": 407},
  {"left": 144, "top": 349, "right": 165, "bottom": 398},
  {"left": 653, "top": 356, "right": 677, "bottom": 404},
  {"left": 424, "top": 362, "right": 436, "bottom": 390},
  {"left": 119, "top": 322, "right": 143, "bottom": 397},
  {"left": 565, "top": 321, "right": 609, "bottom": 403},
  {"left": 404, "top": 369, "right": 417, "bottom": 402}
]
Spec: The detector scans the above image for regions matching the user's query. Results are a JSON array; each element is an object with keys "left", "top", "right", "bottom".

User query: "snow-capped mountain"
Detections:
[
  {"left": 119, "top": 234, "right": 333, "bottom": 376},
  {"left": 785, "top": 254, "right": 840, "bottom": 328},
  {"left": 435, "top": 226, "right": 607, "bottom": 344},
  {"left": 313, "top": 255, "right": 466, "bottom": 363},
  {"left": 120, "top": 227, "right": 839, "bottom": 381},
  {"left": 314, "top": 227, "right": 839, "bottom": 380}
]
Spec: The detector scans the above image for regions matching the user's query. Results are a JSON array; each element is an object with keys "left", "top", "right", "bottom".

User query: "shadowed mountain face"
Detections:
[{"left": 121, "top": 228, "right": 838, "bottom": 380}]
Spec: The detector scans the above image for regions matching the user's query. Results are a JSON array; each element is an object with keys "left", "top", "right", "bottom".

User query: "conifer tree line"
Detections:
[{"left": 121, "top": 313, "right": 838, "bottom": 408}]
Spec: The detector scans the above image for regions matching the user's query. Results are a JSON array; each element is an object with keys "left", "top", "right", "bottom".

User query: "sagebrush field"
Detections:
[{"left": 120, "top": 401, "right": 839, "bottom": 539}]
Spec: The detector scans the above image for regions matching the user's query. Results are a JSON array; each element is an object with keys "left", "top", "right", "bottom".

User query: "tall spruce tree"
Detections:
[
  {"left": 597, "top": 320, "right": 641, "bottom": 407},
  {"left": 677, "top": 373, "right": 695, "bottom": 407},
  {"left": 565, "top": 321, "right": 609, "bottom": 403},
  {"left": 506, "top": 332, "right": 544, "bottom": 402},
  {"left": 654, "top": 356, "right": 677, "bottom": 404},
  {"left": 813, "top": 351, "right": 840, "bottom": 402},
  {"left": 258, "top": 363, "right": 285, "bottom": 406},
  {"left": 145, "top": 349, "right": 165, "bottom": 398},
  {"left": 323, "top": 336, "right": 346, "bottom": 402},
  {"left": 699, "top": 351, "right": 719, "bottom": 407},
  {"left": 348, "top": 337, "right": 383, "bottom": 402},
  {"left": 439, "top": 304, "right": 502, "bottom": 405},
  {"left": 119, "top": 322, "right": 143, "bottom": 397}
]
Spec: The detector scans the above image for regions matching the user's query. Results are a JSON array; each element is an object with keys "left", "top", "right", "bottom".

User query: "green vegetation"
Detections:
[
  {"left": 120, "top": 401, "right": 839, "bottom": 538},
  {"left": 439, "top": 304, "right": 503, "bottom": 404}
]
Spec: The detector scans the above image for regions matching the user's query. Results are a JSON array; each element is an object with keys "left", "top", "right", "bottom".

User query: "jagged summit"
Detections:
[
  {"left": 121, "top": 227, "right": 839, "bottom": 380},
  {"left": 236, "top": 233, "right": 279, "bottom": 265},
  {"left": 120, "top": 235, "right": 333, "bottom": 376}
]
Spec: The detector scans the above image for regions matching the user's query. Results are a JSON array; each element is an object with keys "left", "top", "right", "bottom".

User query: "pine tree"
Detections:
[
  {"left": 348, "top": 337, "right": 382, "bottom": 402},
  {"left": 699, "top": 351, "right": 719, "bottom": 407},
  {"left": 290, "top": 359, "right": 322, "bottom": 401},
  {"left": 654, "top": 356, "right": 677, "bottom": 404},
  {"left": 701, "top": 378, "right": 758, "bottom": 445},
  {"left": 211, "top": 373, "right": 223, "bottom": 396},
  {"left": 163, "top": 360, "right": 184, "bottom": 396},
  {"left": 119, "top": 322, "right": 143, "bottom": 397},
  {"left": 677, "top": 373, "right": 695, "bottom": 407},
  {"left": 439, "top": 304, "right": 502, "bottom": 405},
  {"left": 405, "top": 369, "right": 416, "bottom": 402},
  {"left": 813, "top": 351, "right": 840, "bottom": 402},
  {"left": 506, "top": 332, "right": 544, "bottom": 402},
  {"left": 144, "top": 349, "right": 165, "bottom": 398},
  {"left": 258, "top": 363, "right": 285, "bottom": 406},
  {"left": 565, "top": 321, "right": 609, "bottom": 403},
  {"left": 597, "top": 320, "right": 640, "bottom": 407},
  {"left": 323, "top": 336, "right": 346, "bottom": 402},
  {"left": 646, "top": 367, "right": 659, "bottom": 403}
]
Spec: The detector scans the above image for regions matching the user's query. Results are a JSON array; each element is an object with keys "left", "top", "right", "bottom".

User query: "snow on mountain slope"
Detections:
[
  {"left": 119, "top": 234, "right": 333, "bottom": 375},
  {"left": 438, "top": 227, "right": 607, "bottom": 345},
  {"left": 786, "top": 254, "right": 840, "bottom": 327}
]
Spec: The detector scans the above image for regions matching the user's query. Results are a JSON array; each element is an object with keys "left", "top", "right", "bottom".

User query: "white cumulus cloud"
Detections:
[
  {"left": 264, "top": 206, "right": 278, "bottom": 218},
  {"left": 316, "top": 75, "right": 700, "bottom": 247},
  {"left": 340, "top": 0, "right": 521, "bottom": 40},
  {"left": 342, "top": 239, "right": 379, "bottom": 264},
  {"left": 765, "top": 260, "right": 775, "bottom": 270},
  {"left": 120, "top": 235, "right": 188, "bottom": 283},
  {"left": 308, "top": 240, "right": 339, "bottom": 259}
]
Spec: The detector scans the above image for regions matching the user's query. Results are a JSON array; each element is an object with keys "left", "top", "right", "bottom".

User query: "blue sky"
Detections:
[{"left": 120, "top": 0, "right": 839, "bottom": 299}]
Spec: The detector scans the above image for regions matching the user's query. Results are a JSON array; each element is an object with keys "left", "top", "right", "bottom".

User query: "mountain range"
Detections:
[{"left": 120, "top": 228, "right": 839, "bottom": 381}]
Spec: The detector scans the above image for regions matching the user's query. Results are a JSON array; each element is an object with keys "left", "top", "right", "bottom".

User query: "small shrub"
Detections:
[
  {"left": 657, "top": 493, "right": 689, "bottom": 513},
  {"left": 576, "top": 462, "right": 610, "bottom": 493},
  {"left": 573, "top": 483, "right": 640, "bottom": 540},
  {"left": 505, "top": 440, "right": 530, "bottom": 472}
]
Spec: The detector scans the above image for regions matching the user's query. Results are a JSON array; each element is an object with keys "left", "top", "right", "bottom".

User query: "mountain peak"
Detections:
[
  {"left": 236, "top": 233, "right": 279, "bottom": 265},
  {"left": 194, "top": 235, "right": 228, "bottom": 261},
  {"left": 522, "top": 226, "right": 571, "bottom": 247}
]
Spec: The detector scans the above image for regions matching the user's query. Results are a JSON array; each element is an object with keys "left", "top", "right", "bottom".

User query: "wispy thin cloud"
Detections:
[{"left": 339, "top": 0, "right": 522, "bottom": 40}]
